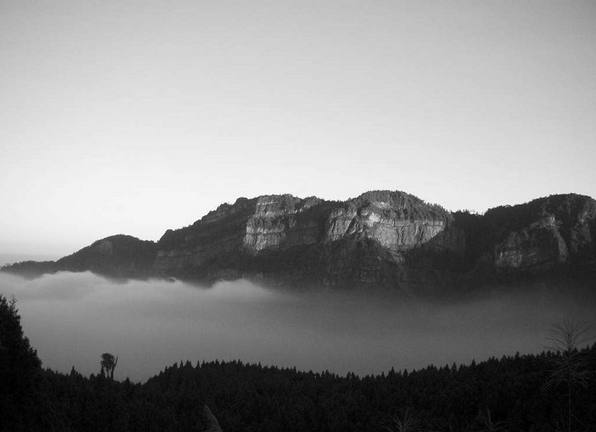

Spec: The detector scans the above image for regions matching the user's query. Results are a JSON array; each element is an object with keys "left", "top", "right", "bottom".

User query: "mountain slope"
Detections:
[
  {"left": 5, "top": 235, "right": 157, "bottom": 279},
  {"left": 3, "top": 191, "right": 596, "bottom": 292}
]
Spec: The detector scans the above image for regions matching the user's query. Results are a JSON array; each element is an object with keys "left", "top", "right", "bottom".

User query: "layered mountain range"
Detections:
[{"left": 3, "top": 190, "right": 596, "bottom": 294}]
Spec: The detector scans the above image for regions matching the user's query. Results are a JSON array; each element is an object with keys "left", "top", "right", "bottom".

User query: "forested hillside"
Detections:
[{"left": 2, "top": 294, "right": 595, "bottom": 431}]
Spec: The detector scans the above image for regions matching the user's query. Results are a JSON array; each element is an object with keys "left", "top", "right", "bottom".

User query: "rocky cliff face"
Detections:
[
  {"left": 3, "top": 191, "right": 596, "bottom": 292},
  {"left": 152, "top": 190, "right": 458, "bottom": 282},
  {"left": 243, "top": 194, "right": 323, "bottom": 251},
  {"left": 485, "top": 194, "right": 596, "bottom": 274},
  {"left": 323, "top": 191, "right": 454, "bottom": 259},
  {"left": 494, "top": 216, "right": 569, "bottom": 272}
]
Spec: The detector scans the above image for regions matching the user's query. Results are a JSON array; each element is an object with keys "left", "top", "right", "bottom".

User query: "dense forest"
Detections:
[{"left": 1, "top": 293, "right": 595, "bottom": 432}]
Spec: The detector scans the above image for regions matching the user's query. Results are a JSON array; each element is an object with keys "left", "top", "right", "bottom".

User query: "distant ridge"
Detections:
[{"left": 3, "top": 191, "right": 596, "bottom": 295}]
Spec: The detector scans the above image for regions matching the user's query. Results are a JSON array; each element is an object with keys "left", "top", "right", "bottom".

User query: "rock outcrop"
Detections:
[
  {"left": 3, "top": 191, "right": 596, "bottom": 293},
  {"left": 482, "top": 194, "right": 596, "bottom": 274},
  {"left": 494, "top": 216, "right": 569, "bottom": 272},
  {"left": 150, "top": 190, "right": 459, "bottom": 288},
  {"left": 323, "top": 191, "right": 453, "bottom": 258}
]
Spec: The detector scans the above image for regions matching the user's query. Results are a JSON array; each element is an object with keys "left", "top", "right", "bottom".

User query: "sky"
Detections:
[{"left": 1, "top": 0, "right": 595, "bottom": 256}]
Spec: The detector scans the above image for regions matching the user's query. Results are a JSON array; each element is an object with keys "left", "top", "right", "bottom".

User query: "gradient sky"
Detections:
[{"left": 1, "top": 1, "right": 595, "bottom": 256}]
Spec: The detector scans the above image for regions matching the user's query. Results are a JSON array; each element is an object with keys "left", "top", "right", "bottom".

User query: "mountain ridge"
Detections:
[{"left": 3, "top": 190, "right": 596, "bottom": 294}]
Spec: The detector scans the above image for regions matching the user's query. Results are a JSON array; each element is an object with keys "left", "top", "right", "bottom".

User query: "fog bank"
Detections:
[{"left": 0, "top": 272, "right": 594, "bottom": 381}]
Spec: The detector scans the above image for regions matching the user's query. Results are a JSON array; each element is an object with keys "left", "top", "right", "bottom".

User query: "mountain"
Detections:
[{"left": 3, "top": 191, "right": 596, "bottom": 293}]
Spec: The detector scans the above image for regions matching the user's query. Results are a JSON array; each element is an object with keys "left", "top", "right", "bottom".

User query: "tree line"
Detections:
[{"left": 1, "top": 294, "right": 595, "bottom": 431}]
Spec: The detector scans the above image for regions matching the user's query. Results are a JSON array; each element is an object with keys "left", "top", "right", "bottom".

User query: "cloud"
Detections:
[{"left": 1, "top": 272, "right": 593, "bottom": 382}]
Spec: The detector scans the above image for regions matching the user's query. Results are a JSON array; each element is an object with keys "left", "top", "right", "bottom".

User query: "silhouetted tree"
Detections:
[
  {"left": 100, "top": 352, "right": 118, "bottom": 379},
  {"left": 0, "top": 295, "right": 43, "bottom": 430},
  {"left": 545, "top": 319, "right": 594, "bottom": 432}
]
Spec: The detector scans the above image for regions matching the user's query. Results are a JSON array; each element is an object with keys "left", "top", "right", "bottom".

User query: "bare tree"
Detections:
[
  {"left": 383, "top": 408, "right": 419, "bottom": 432},
  {"left": 545, "top": 319, "right": 594, "bottom": 432},
  {"left": 201, "top": 405, "right": 223, "bottom": 432},
  {"left": 476, "top": 408, "right": 507, "bottom": 432},
  {"left": 100, "top": 352, "right": 118, "bottom": 380}
]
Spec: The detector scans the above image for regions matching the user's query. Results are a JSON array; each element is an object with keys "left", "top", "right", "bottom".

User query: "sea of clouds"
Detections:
[{"left": 1, "top": 271, "right": 593, "bottom": 381}]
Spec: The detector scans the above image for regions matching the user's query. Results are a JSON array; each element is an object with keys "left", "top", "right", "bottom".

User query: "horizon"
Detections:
[{"left": 3, "top": 188, "right": 594, "bottom": 259}]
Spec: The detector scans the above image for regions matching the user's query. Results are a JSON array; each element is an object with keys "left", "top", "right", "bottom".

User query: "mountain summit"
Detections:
[{"left": 4, "top": 191, "right": 596, "bottom": 294}]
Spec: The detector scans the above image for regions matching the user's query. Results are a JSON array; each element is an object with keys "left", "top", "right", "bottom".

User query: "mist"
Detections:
[{"left": 0, "top": 271, "right": 593, "bottom": 382}]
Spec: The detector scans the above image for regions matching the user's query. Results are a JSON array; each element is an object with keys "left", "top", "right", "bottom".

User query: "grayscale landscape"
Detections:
[{"left": 1, "top": 1, "right": 595, "bottom": 431}]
